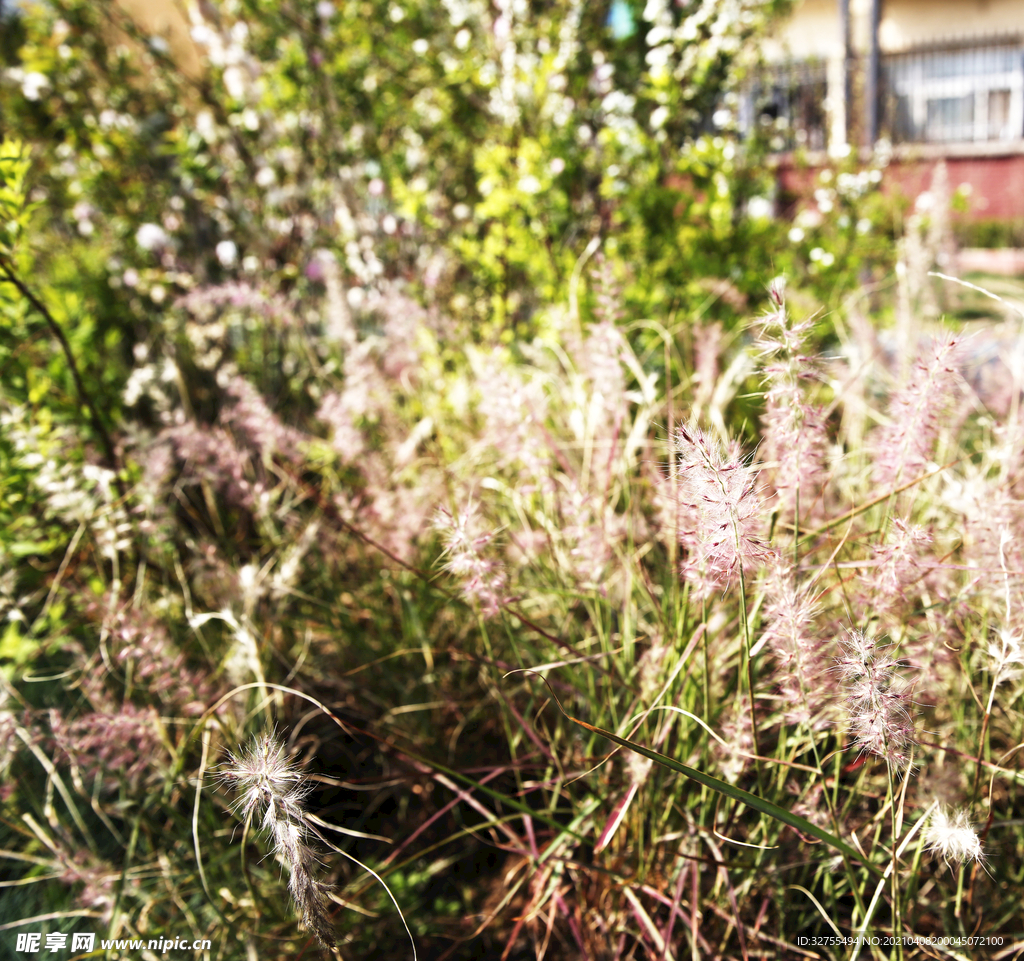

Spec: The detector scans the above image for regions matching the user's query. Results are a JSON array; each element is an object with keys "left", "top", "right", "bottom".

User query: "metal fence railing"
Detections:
[
  {"left": 882, "top": 41, "right": 1024, "bottom": 144},
  {"left": 744, "top": 59, "right": 829, "bottom": 152},
  {"left": 752, "top": 38, "right": 1024, "bottom": 151}
]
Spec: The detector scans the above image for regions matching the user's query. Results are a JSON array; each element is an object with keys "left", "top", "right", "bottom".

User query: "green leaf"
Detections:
[
  {"left": 564, "top": 710, "right": 883, "bottom": 877},
  {"left": 8, "top": 539, "right": 60, "bottom": 558},
  {"left": 0, "top": 619, "right": 36, "bottom": 665}
]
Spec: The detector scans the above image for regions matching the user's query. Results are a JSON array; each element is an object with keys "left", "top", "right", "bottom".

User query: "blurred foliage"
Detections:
[
  {"left": 0, "top": 0, "right": 900, "bottom": 356},
  {"left": 955, "top": 217, "right": 1024, "bottom": 250}
]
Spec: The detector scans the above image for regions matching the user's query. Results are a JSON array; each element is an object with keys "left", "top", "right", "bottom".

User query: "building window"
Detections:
[{"left": 883, "top": 41, "right": 1024, "bottom": 144}]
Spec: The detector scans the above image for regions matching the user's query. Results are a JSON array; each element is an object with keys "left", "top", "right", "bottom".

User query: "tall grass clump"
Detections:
[{"left": 1, "top": 0, "right": 1022, "bottom": 957}]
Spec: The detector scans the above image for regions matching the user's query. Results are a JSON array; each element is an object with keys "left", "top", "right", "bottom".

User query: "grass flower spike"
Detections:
[
  {"left": 755, "top": 285, "right": 828, "bottom": 518},
  {"left": 836, "top": 631, "right": 917, "bottom": 771},
  {"left": 434, "top": 503, "right": 508, "bottom": 617},
  {"left": 872, "top": 334, "right": 961, "bottom": 489},
  {"left": 672, "top": 425, "right": 773, "bottom": 594},
  {"left": 988, "top": 628, "right": 1024, "bottom": 699},
  {"left": 222, "top": 733, "right": 335, "bottom": 948}
]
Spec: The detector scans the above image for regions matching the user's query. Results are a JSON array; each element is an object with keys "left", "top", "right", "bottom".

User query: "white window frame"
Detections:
[{"left": 886, "top": 44, "right": 1024, "bottom": 144}]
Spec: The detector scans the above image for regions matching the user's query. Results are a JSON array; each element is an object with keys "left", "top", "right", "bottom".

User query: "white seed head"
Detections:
[
  {"left": 989, "top": 628, "right": 1024, "bottom": 686},
  {"left": 222, "top": 732, "right": 309, "bottom": 824},
  {"left": 221, "top": 733, "right": 335, "bottom": 947},
  {"left": 926, "top": 806, "right": 984, "bottom": 866},
  {"left": 836, "top": 632, "right": 916, "bottom": 770}
]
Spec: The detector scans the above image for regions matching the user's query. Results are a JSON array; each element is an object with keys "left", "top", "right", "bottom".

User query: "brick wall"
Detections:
[
  {"left": 887, "top": 153, "right": 1024, "bottom": 220},
  {"left": 776, "top": 149, "right": 1024, "bottom": 222}
]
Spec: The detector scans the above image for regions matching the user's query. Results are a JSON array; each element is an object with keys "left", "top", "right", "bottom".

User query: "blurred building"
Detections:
[
  {"left": 758, "top": 0, "right": 1024, "bottom": 225},
  {"left": 116, "top": 0, "right": 201, "bottom": 76}
]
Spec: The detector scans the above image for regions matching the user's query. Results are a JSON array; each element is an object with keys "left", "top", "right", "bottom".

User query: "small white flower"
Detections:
[
  {"left": 747, "top": 196, "right": 773, "bottom": 220},
  {"left": 191, "top": 24, "right": 216, "bottom": 47},
  {"left": 21, "top": 72, "right": 50, "bottom": 101},
  {"left": 649, "top": 105, "right": 669, "bottom": 129},
  {"left": 223, "top": 65, "right": 246, "bottom": 100},
  {"left": 216, "top": 240, "right": 238, "bottom": 267},
  {"left": 196, "top": 110, "right": 217, "bottom": 141},
  {"left": 136, "top": 223, "right": 168, "bottom": 251}
]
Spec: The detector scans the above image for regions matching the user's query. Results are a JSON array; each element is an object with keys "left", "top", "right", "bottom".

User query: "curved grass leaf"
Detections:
[
  {"left": 567, "top": 711, "right": 883, "bottom": 877},
  {"left": 506, "top": 669, "right": 882, "bottom": 877}
]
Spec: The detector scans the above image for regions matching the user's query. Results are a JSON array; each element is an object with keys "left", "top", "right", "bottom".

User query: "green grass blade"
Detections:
[{"left": 565, "top": 712, "right": 883, "bottom": 877}]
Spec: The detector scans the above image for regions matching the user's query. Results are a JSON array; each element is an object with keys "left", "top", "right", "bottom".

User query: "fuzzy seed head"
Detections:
[
  {"left": 836, "top": 631, "right": 916, "bottom": 771},
  {"left": 926, "top": 807, "right": 985, "bottom": 866},
  {"left": 672, "top": 425, "right": 773, "bottom": 594},
  {"left": 433, "top": 503, "right": 508, "bottom": 617},
  {"left": 223, "top": 732, "right": 309, "bottom": 825},
  {"left": 989, "top": 628, "right": 1024, "bottom": 687},
  {"left": 872, "top": 334, "right": 962, "bottom": 489},
  {"left": 222, "top": 734, "right": 335, "bottom": 947}
]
